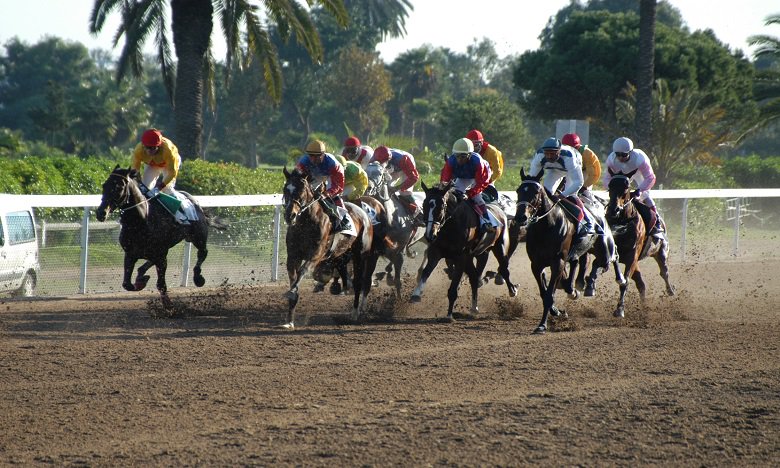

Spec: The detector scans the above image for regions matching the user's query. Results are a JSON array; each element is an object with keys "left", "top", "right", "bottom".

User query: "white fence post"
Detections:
[
  {"left": 271, "top": 205, "right": 281, "bottom": 281},
  {"left": 180, "top": 242, "right": 192, "bottom": 287},
  {"left": 79, "top": 207, "right": 90, "bottom": 294},
  {"left": 733, "top": 197, "right": 741, "bottom": 257},
  {"left": 680, "top": 198, "right": 688, "bottom": 262}
]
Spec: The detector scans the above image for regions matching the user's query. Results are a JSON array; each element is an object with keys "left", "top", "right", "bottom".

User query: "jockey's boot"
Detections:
[
  {"left": 649, "top": 207, "right": 665, "bottom": 238},
  {"left": 569, "top": 218, "right": 594, "bottom": 260},
  {"left": 474, "top": 204, "right": 495, "bottom": 234}
]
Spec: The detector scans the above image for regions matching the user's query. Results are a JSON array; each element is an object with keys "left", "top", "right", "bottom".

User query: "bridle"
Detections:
[
  {"left": 607, "top": 175, "right": 632, "bottom": 217},
  {"left": 103, "top": 172, "right": 149, "bottom": 216},
  {"left": 516, "top": 179, "right": 559, "bottom": 224},
  {"left": 284, "top": 178, "right": 322, "bottom": 226}
]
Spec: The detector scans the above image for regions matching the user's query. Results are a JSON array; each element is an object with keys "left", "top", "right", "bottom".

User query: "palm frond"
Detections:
[{"left": 244, "top": 13, "right": 283, "bottom": 102}]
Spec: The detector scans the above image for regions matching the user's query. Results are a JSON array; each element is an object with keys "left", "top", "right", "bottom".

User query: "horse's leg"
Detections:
[
  {"left": 531, "top": 262, "right": 554, "bottom": 334},
  {"left": 154, "top": 256, "right": 172, "bottom": 309},
  {"left": 584, "top": 241, "right": 609, "bottom": 297},
  {"left": 465, "top": 255, "right": 484, "bottom": 315},
  {"left": 614, "top": 262, "right": 631, "bottom": 318},
  {"left": 562, "top": 259, "right": 579, "bottom": 299},
  {"left": 391, "top": 253, "right": 404, "bottom": 299},
  {"left": 283, "top": 257, "right": 311, "bottom": 329},
  {"left": 654, "top": 242, "right": 676, "bottom": 296},
  {"left": 475, "top": 253, "right": 491, "bottom": 288},
  {"left": 575, "top": 255, "right": 588, "bottom": 292},
  {"left": 122, "top": 254, "right": 139, "bottom": 291},
  {"left": 410, "top": 248, "right": 442, "bottom": 302},
  {"left": 134, "top": 260, "right": 154, "bottom": 291},
  {"left": 190, "top": 227, "right": 209, "bottom": 287},
  {"left": 350, "top": 250, "right": 368, "bottom": 322},
  {"left": 491, "top": 245, "right": 517, "bottom": 297},
  {"left": 632, "top": 268, "right": 647, "bottom": 301},
  {"left": 445, "top": 261, "right": 466, "bottom": 321}
]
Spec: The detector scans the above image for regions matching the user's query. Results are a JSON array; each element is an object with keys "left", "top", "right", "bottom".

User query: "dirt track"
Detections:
[{"left": 1, "top": 254, "right": 779, "bottom": 466}]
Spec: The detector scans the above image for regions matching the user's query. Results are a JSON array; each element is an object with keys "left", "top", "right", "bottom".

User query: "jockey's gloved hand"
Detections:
[
  {"left": 149, "top": 188, "right": 160, "bottom": 197},
  {"left": 454, "top": 190, "right": 467, "bottom": 203},
  {"left": 631, "top": 189, "right": 641, "bottom": 198}
]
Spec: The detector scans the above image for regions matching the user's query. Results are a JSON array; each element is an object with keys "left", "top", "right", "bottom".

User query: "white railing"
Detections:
[{"left": 12, "top": 188, "right": 780, "bottom": 295}]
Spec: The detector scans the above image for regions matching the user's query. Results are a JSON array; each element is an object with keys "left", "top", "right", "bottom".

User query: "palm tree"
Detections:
[
  {"left": 635, "top": 0, "right": 656, "bottom": 148},
  {"left": 749, "top": 13, "right": 780, "bottom": 128},
  {"left": 89, "top": 0, "right": 348, "bottom": 159}
]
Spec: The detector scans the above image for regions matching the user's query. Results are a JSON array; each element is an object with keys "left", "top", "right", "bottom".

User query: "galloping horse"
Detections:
[
  {"left": 515, "top": 168, "right": 624, "bottom": 334},
  {"left": 95, "top": 166, "right": 220, "bottom": 308},
  {"left": 411, "top": 181, "right": 517, "bottom": 321},
  {"left": 606, "top": 170, "right": 675, "bottom": 317},
  {"left": 282, "top": 167, "right": 374, "bottom": 328},
  {"left": 364, "top": 161, "right": 425, "bottom": 294}
]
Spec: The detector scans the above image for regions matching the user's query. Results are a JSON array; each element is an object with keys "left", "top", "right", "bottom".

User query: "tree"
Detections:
[
  {"left": 749, "top": 13, "right": 780, "bottom": 128},
  {"left": 326, "top": 46, "right": 392, "bottom": 138},
  {"left": 615, "top": 80, "right": 746, "bottom": 185},
  {"left": 90, "top": 0, "right": 348, "bottom": 159},
  {"left": 635, "top": 0, "right": 657, "bottom": 148}
]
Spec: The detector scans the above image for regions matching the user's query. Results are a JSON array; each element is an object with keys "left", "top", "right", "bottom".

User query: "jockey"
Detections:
[
  {"left": 529, "top": 136, "right": 599, "bottom": 255},
  {"left": 341, "top": 136, "right": 374, "bottom": 171},
  {"left": 295, "top": 140, "right": 352, "bottom": 233},
  {"left": 467, "top": 129, "right": 504, "bottom": 202},
  {"left": 441, "top": 138, "right": 494, "bottom": 232},
  {"left": 370, "top": 145, "right": 421, "bottom": 217},
  {"left": 562, "top": 132, "right": 602, "bottom": 205},
  {"left": 131, "top": 128, "right": 197, "bottom": 223},
  {"left": 334, "top": 155, "right": 369, "bottom": 202},
  {"left": 132, "top": 128, "right": 180, "bottom": 195},
  {"left": 603, "top": 137, "right": 665, "bottom": 237}
]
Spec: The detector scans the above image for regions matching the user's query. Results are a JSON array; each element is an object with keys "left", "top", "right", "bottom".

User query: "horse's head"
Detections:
[
  {"left": 421, "top": 180, "right": 455, "bottom": 242},
  {"left": 365, "top": 161, "right": 390, "bottom": 199},
  {"left": 606, "top": 168, "right": 637, "bottom": 220},
  {"left": 282, "top": 166, "right": 317, "bottom": 225},
  {"left": 96, "top": 165, "right": 139, "bottom": 221},
  {"left": 515, "top": 167, "right": 547, "bottom": 227}
]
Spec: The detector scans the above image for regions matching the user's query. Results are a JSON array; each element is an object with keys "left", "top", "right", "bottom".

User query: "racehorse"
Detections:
[
  {"left": 282, "top": 167, "right": 374, "bottom": 328},
  {"left": 606, "top": 170, "right": 676, "bottom": 317},
  {"left": 95, "top": 166, "right": 221, "bottom": 309},
  {"left": 363, "top": 161, "right": 425, "bottom": 296},
  {"left": 515, "top": 168, "right": 624, "bottom": 334},
  {"left": 410, "top": 181, "right": 517, "bottom": 321}
]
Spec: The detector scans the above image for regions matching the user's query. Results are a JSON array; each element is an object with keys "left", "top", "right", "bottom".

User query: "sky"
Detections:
[{"left": 0, "top": 0, "right": 778, "bottom": 62}]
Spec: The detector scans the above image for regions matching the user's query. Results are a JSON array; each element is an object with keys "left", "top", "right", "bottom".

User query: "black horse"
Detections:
[
  {"left": 606, "top": 170, "right": 675, "bottom": 317},
  {"left": 515, "top": 168, "right": 624, "bottom": 334},
  {"left": 95, "top": 166, "right": 220, "bottom": 308},
  {"left": 282, "top": 167, "right": 375, "bottom": 328},
  {"left": 410, "top": 181, "right": 517, "bottom": 321}
]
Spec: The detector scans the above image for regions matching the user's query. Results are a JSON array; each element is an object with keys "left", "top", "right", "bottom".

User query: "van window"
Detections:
[{"left": 6, "top": 211, "right": 36, "bottom": 245}]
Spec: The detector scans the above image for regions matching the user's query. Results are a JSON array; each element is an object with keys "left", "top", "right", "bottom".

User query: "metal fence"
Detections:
[{"left": 6, "top": 189, "right": 780, "bottom": 297}]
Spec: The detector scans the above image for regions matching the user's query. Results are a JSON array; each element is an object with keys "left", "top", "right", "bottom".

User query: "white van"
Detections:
[{"left": 0, "top": 195, "right": 40, "bottom": 297}]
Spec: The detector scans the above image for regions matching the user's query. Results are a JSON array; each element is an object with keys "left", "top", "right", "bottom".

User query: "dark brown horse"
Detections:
[
  {"left": 410, "top": 181, "right": 517, "bottom": 321},
  {"left": 95, "top": 166, "right": 220, "bottom": 309},
  {"left": 282, "top": 167, "right": 374, "bottom": 328},
  {"left": 515, "top": 168, "right": 624, "bottom": 334},
  {"left": 606, "top": 170, "right": 675, "bottom": 318}
]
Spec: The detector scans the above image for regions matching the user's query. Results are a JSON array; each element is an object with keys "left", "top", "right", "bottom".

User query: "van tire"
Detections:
[{"left": 13, "top": 272, "right": 36, "bottom": 298}]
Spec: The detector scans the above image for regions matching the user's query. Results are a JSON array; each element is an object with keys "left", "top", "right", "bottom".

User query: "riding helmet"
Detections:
[
  {"left": 452, "top": 138, "right": 474, "bottom": 155},
  {"left": 541, "top": 137, "right": 561, "bottom": 151},
  {"left": 613, "top": 137, "right": 634, "bottom": 153}
]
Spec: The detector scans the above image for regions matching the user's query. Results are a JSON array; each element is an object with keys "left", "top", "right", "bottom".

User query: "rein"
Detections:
[
  {"left": 517, "top": 180, "right": 560, "bottom": 224},
  {"left": 108, "top": 172, "right": 149, "bottom": 215}
]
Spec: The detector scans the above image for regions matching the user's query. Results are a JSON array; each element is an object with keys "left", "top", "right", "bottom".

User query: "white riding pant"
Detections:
[{"left": 142, "top": 165, "right": 175, "bottom": 194}]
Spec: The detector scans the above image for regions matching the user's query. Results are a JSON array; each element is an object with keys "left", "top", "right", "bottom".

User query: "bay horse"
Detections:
[
  {"left": 515, "top": 168, "right": 624, "bottom": 334},
  {"left": 95, "top": 166, "right": 220, "bottom": 308},
  {"left": 410, "top": 181, "right": 517, "bottom": 321},
  {"left": 282, "top": 167, "right": 374, "bottom": 328},
  {"left": 606, "top": 170, "right": 676, "bottom": 318}
]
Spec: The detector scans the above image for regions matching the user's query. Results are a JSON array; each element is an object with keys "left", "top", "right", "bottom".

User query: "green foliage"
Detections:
[
  {"left": 722, "top": 155, "right": 780, "bottom": 187},
  {"left": 177, "top": 160, "right": 284, "bottom": 195}
]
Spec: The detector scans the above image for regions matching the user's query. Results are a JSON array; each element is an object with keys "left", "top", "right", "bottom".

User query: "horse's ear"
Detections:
[
  {"left": 113, "top": 164, "right": 120, "bottom": 171},
  {"left": 283, "top": 166, "right": 291, "bottom": 179},
  {"left": 534, "top": 168, "right": 544, "bottom": 180},
  {"left": 421, "top": 180, "right": 428, "bottom": 192},
  {"left": 626, "top": 169, "right": 638, "bottom": 178},
  {"left": 444, "top": 180, "right": 454, "bottom": 191},
  {"left": 520, "top": 167, "right": 526, "bottom": 179},
  {"left": 608, "top": 168, "right": 615, "bottom": 176}
]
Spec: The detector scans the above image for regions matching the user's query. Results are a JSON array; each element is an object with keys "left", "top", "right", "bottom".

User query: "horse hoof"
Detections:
[
  {"left": 575, "top": 280, "right": 585, "bottom": 291},
  {"left": 667, "top": 286, "right": 676, "bottom": 296},
  {"left": 508, "top": 286, "right": 518, "bottom": 298},
  {"left": 613, "top": 309, "right": 625, "bottom": 318},
  {"left": 329, "top": 283, "right": 343, "bottom": 295},
  {"left": 584, "top": 286, "right": 595, "bottom": 297},
  {"left": 284, "top": 291, "right": 298, "bottom": 301},
  {"left": 437, "top": 315, "right": 455, "bottom": 323},
  {"left": 568, "top": 290, "right": 580, "bottom": 300},
  {"left": 409, "top": 295, "right": 422, "bottom": 303},
  {"left": 278, "top": 322, "right": 295, "bottom": 330},
  {"left": 533, "top": 326, "right": 547, "bottom": 335},
  {"left": 134, "top": 281, "right": 148, "bottom": 291},
  {"left": 122, "top": 283, "right": 136, "bottom": 292},
  {"left": 313, "top": 283, "right": 325, "bottom": 293},
  {"left": 495, "top": 275, "right": 505, "bottom": 285},
  {"left": 193, "top": 275, "right": 205, "bottom": 287}
]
